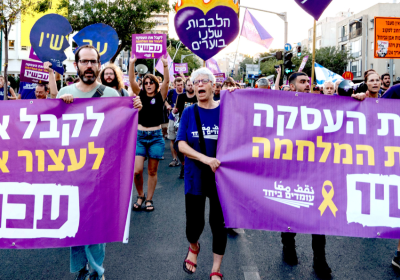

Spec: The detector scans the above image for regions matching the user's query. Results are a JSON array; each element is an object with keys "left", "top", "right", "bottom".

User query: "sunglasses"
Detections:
[{"left": 144, "top": 81, "right": 155, "bottom": 86}]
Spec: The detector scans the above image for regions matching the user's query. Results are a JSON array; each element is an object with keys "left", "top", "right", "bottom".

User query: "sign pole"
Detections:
[
  {"left": 311, "top": 20, "right": 316, "bottom": 93},
  {"left": 390, "top": 59, "right": 394, "bottom": 87},
  {"left": 153, "top": 59, "right": 155, "bottom": 75}
]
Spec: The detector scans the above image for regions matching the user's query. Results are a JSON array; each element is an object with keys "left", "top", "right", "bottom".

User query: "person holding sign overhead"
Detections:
[{"left": 129, "top": 54, "right": 169, "bottom": 212}]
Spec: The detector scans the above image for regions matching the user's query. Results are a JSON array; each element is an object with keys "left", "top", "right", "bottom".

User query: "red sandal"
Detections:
[
  {"left": 183, "top": 242, "right": 200, "bottom": 274},
  {"left": 210, "top": 272, "right": 223, "bottom": 279}
]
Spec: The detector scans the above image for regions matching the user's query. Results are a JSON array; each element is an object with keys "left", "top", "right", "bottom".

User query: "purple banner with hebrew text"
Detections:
[
  {"left": 20, "top": 60, "right": 49, "bottom": 84},
  {"left": 216, "top": 89, "right": 400, "bottom": 239},
  {"left": 0, "top": 97, "right": 138, "bottom": 249}
]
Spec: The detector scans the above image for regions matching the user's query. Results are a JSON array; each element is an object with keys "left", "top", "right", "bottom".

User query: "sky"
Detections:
[{"left": 168, "top": 0, "right": 398, "bottom": 59}]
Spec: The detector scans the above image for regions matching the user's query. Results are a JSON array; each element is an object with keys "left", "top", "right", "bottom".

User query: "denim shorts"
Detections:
[{"left": 136, "top": 129, "right": 165, "bottom": 159}]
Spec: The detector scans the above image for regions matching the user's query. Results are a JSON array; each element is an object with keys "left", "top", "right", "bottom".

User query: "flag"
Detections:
[
  {"left": 205, "top": 58, "right": 221, "bottom": 74},
  {"left": 314, "top": 63, "right": 344, "bottom": 86},
  {"left": 240, "top": 9, "right": 273, "bottom": 49},
  {"left": 156, "top": 53, "right": 175, "bottom": 82},
  {"left": 294, "top": 0, "right": 332, "bottom": 21}
]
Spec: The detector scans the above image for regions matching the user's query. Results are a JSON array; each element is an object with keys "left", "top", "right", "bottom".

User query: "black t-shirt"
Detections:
[
  {"left": 138, "top": 90, "right": 165, "bottom": 128},
  {"left": 382, "top": 84, "right": 400, "bottom": 99},
  {"left": 176, "top": 93, "right": 197, "bottom": 118},
  {"left": 213, "top": 93, "right": 220, "bottom": 101}
]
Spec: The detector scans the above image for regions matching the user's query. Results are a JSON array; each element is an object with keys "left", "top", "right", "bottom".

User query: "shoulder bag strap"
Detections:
[
  {"left": 193, "top": 104, "right": 207, "bottom": 155},
  {"left": 92, "top": 84, "right": 106, "bottom": 98}
]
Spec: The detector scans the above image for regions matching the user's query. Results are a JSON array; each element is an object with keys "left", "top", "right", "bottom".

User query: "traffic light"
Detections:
[
  {"left": 283, "top": 52, "right": 295, "bottom": 76},
  {"left": 296, "top": 46, "right": 302, "bottom": 57},
  {"left": 275, "top": 51, "right": 283, "bottom": 60}
]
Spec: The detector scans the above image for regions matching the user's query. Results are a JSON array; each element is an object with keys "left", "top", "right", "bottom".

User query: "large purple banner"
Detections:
[
  {"left": 216, "top": 89, "right": 400, "bottom": 239},
  {"left": 0, "top": 97, "right": 137, "bottom": 249}
]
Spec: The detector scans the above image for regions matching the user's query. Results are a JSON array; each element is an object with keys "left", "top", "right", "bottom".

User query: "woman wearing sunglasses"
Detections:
[{"left": 129, "top": 54, "right": 169, "bottom": 212}]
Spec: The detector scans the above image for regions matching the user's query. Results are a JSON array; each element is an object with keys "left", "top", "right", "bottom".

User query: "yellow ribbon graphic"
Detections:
[{"left": 318, "top": 180, "right": 338, "bottom": 217}]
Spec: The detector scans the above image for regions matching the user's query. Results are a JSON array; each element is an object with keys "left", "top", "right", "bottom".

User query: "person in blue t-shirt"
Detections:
[
  {"left": 18, "top": 81, "right": 37, "bottom": 99},
  {"left": 0, "top": 76, "right": 17, "bottom": 100},
  {"left": 166, "top": 77, "right": 185, "bottom": 167},
  {"left": 176, "top": 68, "right": 225, "bottom": 280}
]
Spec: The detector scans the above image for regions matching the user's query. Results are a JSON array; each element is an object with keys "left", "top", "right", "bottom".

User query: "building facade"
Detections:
[{"left": 336, "top": 3, "right": 400, "bottom": 82}]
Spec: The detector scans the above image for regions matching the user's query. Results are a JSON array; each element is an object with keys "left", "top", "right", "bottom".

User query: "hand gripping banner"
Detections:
[
  {"left": 216, "top": 89, "right": 400, "bottom": 239},
  {"left": 0, "top": 97, "right": 138, "bottom": 249}
]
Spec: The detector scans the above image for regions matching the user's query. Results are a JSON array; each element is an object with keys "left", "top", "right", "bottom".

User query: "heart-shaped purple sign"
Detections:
[{"left": 175, "top": 6, "right": 239, "bottom": 61}]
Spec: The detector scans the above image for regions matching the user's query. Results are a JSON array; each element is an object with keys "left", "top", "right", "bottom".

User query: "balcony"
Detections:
[
  {"left": 339, "top": 35, "right": 348, "bottom": 43},
  {"left": 350, "top": 28, "right": 362, "bottom": 39},
  {"left": 351, "top": 51, "right": 361, "bottom": 58}
]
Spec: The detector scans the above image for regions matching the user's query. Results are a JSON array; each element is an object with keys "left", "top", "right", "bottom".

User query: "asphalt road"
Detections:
[{"left": 1, "top": 142, "right": 400, "bottom": 280}]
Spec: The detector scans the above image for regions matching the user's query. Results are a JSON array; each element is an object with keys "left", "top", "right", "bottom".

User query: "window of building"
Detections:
[
  {"left": 341, "top": 44, "right": 347, "bottom": 51},
  {"left": 21, "top": 46, "right": 27, "bottom": 51},
  {"left": 350, "top": 39, "right": 361, "bottom": 56},
  {"left": 371, "top": 41, "right": 374, "bottom": 51},
  {"left": 316, "top": 24, "right": 322, "bottom": 37},
  {"left": 370, "top": 63, "right": 373, "bottom": 70},
  {"left": 370, "top": 19, "right": 374, "bottom": 29},
  {"left": 341, "top": 25, "right": 348, "bottom": 37},
  {"left": 351, "top": 60, "right": 362, "bottom": 77},
  {"left": 9, "top": 40, "right": 15, "bottom": 50}
]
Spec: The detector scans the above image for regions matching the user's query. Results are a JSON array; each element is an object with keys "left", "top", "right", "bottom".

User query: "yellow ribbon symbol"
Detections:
[{"left": 318, "top": 180, "right": 338, "bottom": 217}]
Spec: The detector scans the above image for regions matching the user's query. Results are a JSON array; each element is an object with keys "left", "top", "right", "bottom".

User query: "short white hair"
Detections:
[
  {"left": 190, "top": 67, "right": 216, "bottom": 84},
  {"left": 323, "top": 80, "right": 335, "bottom": 89}
]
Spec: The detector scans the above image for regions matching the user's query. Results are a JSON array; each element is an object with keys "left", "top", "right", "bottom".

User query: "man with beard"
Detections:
[
  {"left": 213, "top": 82, "right": 222, "bottom": 101},
  {"left": 57, "top": 45, "right": 143, "bottom": 280},
  {"left": 100, "top": 64, "right": 129, "bottom": 96},
  {"left": 380, "top": 73, "right": 391, "bottom": 96},
  {"left": 281, "top": 72, "right": 332, "bottom": 278},
  {"left": 173, "top": 79, "right": 197, "bottom": 178}
]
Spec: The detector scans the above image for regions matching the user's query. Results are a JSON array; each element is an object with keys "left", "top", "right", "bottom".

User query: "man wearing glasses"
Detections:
[{"left": 57, "top": 45, "right": 142, "bottom": 280}]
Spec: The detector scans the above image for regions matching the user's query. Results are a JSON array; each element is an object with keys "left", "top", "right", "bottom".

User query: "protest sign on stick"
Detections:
[
  {"left": 173, "top": 63, "right": 188, "bottom": 74},
  {"left": 217, "top": 89, "right": 400, "bottom": 239},
  {"left": 19, "top": 60, "right": 49, "bottom": 84},
  {"left": 174, "top": 0, "right": 240, "bottom": 61},
  {"left": 132, "top": 34, "right": 167, "bottom": 59},
  {"left": 30, "top": 14, "right": 72, "bottom": 75},
  {"left": 214, "top": 73, "right": 226, "bottom": 83},
  {"left": 0, "top": 97, "right": 138, "bottom": 249},
  {"left": 374, "top": 17, "right": 400, "bottom": 59},
  {"left": 73, "top": 23, "right": 119, "bottom": 63}
]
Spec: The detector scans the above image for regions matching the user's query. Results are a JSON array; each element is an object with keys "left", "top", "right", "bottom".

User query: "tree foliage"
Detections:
[
  {"left": 39, "top": 0, "right": 171, "bottom": 62},
  {"left": 166, "top": 38, "right": 201, "bottom": 75},
  {"left": 0, "top": 0, "right": 32, "bottom": 100}
]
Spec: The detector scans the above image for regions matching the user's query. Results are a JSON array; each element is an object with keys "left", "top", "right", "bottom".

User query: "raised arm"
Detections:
[
  {"left": 160, "top": 55, "right": 170, "bottom": 100},
  {"left": 129, "top": 55, "right": 141, "bottom": 95},
  {"left": 275, "top": 65, "right": 281, "bottom": 90},
  {"left": 43, "top": 62, "right": 58, "bottom": 98}
]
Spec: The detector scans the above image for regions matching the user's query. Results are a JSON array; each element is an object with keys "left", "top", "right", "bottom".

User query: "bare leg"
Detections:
[
  {"left": 133, "top": 156, "right": 145, "bottom": 209},
  {"left": 170, "top": 140, "right": 177, "bottom": 160},
  {"left": 211, "top": 253, "right": 224, "bottom": 279},
  {"left": 146, "top": 158, "right": 160, "bottom": 210}
]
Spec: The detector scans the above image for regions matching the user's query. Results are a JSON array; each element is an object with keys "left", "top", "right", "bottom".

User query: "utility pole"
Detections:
[{"left": 311, "top": 20, "right": 316, "bottom": 93}]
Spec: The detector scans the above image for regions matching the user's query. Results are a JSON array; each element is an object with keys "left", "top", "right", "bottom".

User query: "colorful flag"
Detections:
[
  {"left": 240, "top": 9, "right": 273, "bottom": 49},
  {"left": 155, "top": 53, "right": 175, "bottom": 82},
  {"left": 205, "top": 58, "right": 222, "bottom": 74},
  {"left": 294, "top": 0, "right": 332, "bottom": 20},
  {"left": 314, "top": 63, "right": 344, "bottom": 86}
]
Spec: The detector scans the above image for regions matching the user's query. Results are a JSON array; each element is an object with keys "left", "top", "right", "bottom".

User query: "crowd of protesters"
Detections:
[{"left": 3, "top": 46, "right": 400, "bottom": 280}]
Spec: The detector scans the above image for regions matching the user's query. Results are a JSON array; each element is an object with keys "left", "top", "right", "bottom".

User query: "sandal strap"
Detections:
[
  {"left": 188, "top": 243, "right": 200, "bottom": 255},
  {"left": 137, "top": 195, "right": 146, "bottom": 200},
  {"left": 184, "top": 259, "right": 197, "bottom": 268},
  {"left": 210, "top": 272, "right": 223, "bottom": 279},
  {"left": 145, "top": 200, "right": 153, "bottom": 204}
]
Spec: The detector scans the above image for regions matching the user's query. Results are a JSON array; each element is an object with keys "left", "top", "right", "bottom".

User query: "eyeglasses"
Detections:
[
  {"left": 79, "top": 60, "right": 99, "bottom": 66},
  {"left": 144, "top": 81, "right": 155, "bottom": 86},
  {"left": 193, "top": 79, "right": 210, "bottom": 85}
]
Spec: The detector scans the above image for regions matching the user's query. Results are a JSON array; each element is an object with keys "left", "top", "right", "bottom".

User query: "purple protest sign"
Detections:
[
  {"left": 132, "top": 34, "right": 167, "bottom": 59},
  {"left": 174, "top": 1, "right": 239, "bottom": 61},
  {"left": 217, "top": 89, "right": 400, "bottom": 239},
  {"left": 20, "top": 60, "right": 49, "bottom": 84},
  {"left": 174, "top": 63, "right": 188, "bottom": 74},
  {"left": 214, "top": 73, "right": 226, "bottom": 83},
  {"left": 298, "top": 55, "right": 309, "bottom": 72},
  {"left": 29, "top": 48, "right": 41, "bottom": 61},
  {"left": 294, "top": 0, "right": 332, "bottom": 20},
  {"left": 0, "top": 97, "right": 137, "bottom": 249},
  {"left": 123, "top": 75, "right": 129, "bottom": 87}
]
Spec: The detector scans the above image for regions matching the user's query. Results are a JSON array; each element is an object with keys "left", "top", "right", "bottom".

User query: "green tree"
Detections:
[
  {"left": 39, "top": 0, "right": 171, "bottom": 63},
  {"left": 1, "top": 0, "right": 32, "bottom": 100},
  {"left": 239, "top": 55, "right": 254, "bottom": 73},
  {"left": 166, "top": 38, "right": 201, "bottom": 76}
]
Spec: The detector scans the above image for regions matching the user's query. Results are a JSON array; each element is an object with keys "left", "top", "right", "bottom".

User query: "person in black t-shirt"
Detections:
[
  {"left": 130, "top": 54, "right": 170, "bottom": 212},
  {"left": 213, "top": 82, "right": 221, "bottom": 101},
  {"left": 380, "top": 73, "right": 391, "bottom": 96},
  {"left": 173, "top": 79, "right": 197, "bottom": 178}
]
